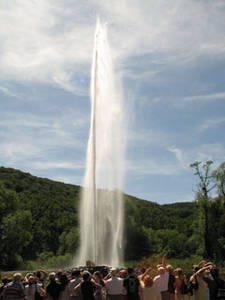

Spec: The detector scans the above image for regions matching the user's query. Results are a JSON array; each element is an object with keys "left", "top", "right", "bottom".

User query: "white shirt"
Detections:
[
  {"left": 105, "top": 277, "right": 123, "bottom": 295},
  {"left": 24, "top": 283, "right": 42, "bottom": 300},
  {"left": 153, "top": 272, "right": 169, "bottom": 292}
]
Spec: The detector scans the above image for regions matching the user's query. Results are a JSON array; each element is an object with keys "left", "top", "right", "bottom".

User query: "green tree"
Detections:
[
  {"left": 212, "top": 162, "right": 225, "bottom": 201},
  {"left": 190, "top": 161, "right": 215, "bottom": 258},
  {"left": 1, "top": 210, "right": 33, "bottom": 268}
]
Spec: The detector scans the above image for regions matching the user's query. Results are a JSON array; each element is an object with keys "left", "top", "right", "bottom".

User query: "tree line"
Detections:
[{"left": 0, "top": 162, "right": 224, "bottom": 270}]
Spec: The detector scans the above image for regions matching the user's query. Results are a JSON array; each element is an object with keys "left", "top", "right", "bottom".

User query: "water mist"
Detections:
[{"left": 78, "top": 19, "right": 126, "bottom": 266}]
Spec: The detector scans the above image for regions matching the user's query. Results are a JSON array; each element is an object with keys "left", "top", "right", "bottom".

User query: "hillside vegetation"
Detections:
[{"left": 0, "top": 162, "right": 225, "bottom": 270}]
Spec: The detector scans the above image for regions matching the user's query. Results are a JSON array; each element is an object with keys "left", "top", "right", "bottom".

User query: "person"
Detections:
[
  {"left": 2, "top": 273, "right": 25, "bottom": 300},
  {"left": 196, "top": 265, "right": 219, "bottom": 300},
  {"left": 166, "top": 265, "right": 175, "bottom": 300},
  {"left": 58, "top": 273, "right": 70, "bottom": 300},
  {"left": 93, "top": 271, "right": 105, "bottom": 300},
  {"left": 69, "top": 270, "right": 82, "bottom": 300},
  {"left": 46, "top": 272, "right": 62, "bottom": 300},
  {"left": 105, "top": 268, "right": 123, "bottom": 300},
  {"left": 0, "top": 278, "right": 9, "bottom": 300},
  {"left": 153, "top": 267, "right": 169, "bottom": 300},
  {"left": 139, "top": 267, "right": 161, "bottom": 300},
  {"left": 174, "top": 268, "right": 188, "bottom": 300},
  {"left": 74, "top": 272, "right": 101, "bottom": 300},
  {"left": 123, "top": 268, "right": 140, "bottom": 300},
  {"left": 119, "top": 270, "right": 128, "bottom": 300},
  {"left": 24, "top": 275, "right": 45, "bottom": 300},
  {"left": 137, "top": 269, "right": 146, "bottom": 282},
  {"left": 191, "top": 264, "right": 209, "bottom": 300},
  {"left": 34, "top": 270, "right": 48, "bottom": 289}
]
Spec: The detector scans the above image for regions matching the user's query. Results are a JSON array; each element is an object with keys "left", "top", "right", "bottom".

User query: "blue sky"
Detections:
[{"left": 0, "top": 0, "right": 225, "bottom": 204}]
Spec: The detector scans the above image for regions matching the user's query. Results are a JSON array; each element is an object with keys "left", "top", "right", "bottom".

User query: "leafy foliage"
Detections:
[{"left": 0, "top": 163, "right": 225, "bottom": 270}]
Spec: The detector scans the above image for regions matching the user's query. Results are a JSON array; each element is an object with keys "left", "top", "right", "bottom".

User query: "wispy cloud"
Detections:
[
  {"left": 0, "top": 86, "right": 21, "bottom": 99},
  {"left": 183, "top": 92, "right": 225, "bottom": 103},
  {"left": 0, "top": 0, "right": 225, "bottom": 92},
  {"left": 26, "top": 161, "right": 84, "bottom": 171},
  {"left": 0, "top": 109, "right": 88, "bottom": 168},
  {"left": 167, "top": 146, "right": 187, "bottom": 170},
  {"left": 197, "top": 117, "right": 225, "bottom": 133},
  {"left": 168, "top": 143, "right": 225, "bottom": 170}
]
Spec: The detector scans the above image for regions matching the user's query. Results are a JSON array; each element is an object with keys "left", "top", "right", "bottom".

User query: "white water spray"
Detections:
[{"left": 78, "top": 19, "right": 126, "bottom": 266}]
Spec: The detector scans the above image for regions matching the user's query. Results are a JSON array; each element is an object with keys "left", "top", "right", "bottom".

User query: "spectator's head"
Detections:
[
  {"left": 156, "top": 264, "right": 163, "bottom": 269},
  {"left": 157, "top": 267, "right": 165, "bottom": 275},
  {"left": 28, "top": 276, "right": 35, "bottom": 285},
  {"left": 13, "top": 273, "right": 22, "bottom": 283},
  {"left": 35, "top": 270, "right": 41, "bottom": 279},
  {"left": 201, "top": 261, "right": 207, "bottom": 267},
  {"left": 127, "top": 268, "right": 134, "bottom": 275},
  {"left": 119, "top": 270, "right": 128, "bottom": 278},
  {"left": 56, "top": 269, "right": 63, "bottom": 280},
  {"left": 143, "top": 275, "right": 153, "bottom": 288},
  {"left": 82, "top": 271, "right": 91, "bottom": 281},
  {"left": 71, "top": 270, "right": 80, "bottom": 278},
  {"left": 175, "top": 268, "right": 184, "bottom": 278},
  {"left": 49, "top": 272, "right": 56, "bottom": 281},
  {"left": 2, "top": 277, "right": 9, "bottom": 285},
  {"left": 166, "top": 265, "right": 174, "bottom": 274},
  {"left": 110, "top": 268, "right": 117, "bottom": 277},
  {"left": 139, "top": 267, "right": 146, "bottom": 274},
  {"left": 93, "top": 271, "right": 102, "bottom": 280}
]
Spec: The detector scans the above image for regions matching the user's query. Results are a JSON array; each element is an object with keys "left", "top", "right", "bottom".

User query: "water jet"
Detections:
[{"left": 77, "top": 19, "right": 126, "bottom": 267}]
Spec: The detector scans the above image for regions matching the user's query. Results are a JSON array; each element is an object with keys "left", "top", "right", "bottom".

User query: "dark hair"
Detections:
[
  {"left": 211, "top": 268, "right": 219, "bottom": 279},
  {"left": 35, "top": 271, "right": 41, "bottom": 279},
  {"left": 57, "top": 270, "right": 63, "bottom": 278},
  {"left": 193, "top": 265, "right": 200, "bottom": 273},
  {"left": 72, "top": 270, "right": 80, "bottom": 277},
  {"left": 94, "top": 271, "right": 102, "bottom": 278},
  {"left": 127, "top": 268, "right": 134, "bottom": 275},
  {"left": 2, "top": 278, "right": 9, "bottom": 285},
  {"left": 82, "top": 272, "right": 90, "bottom": 281}
]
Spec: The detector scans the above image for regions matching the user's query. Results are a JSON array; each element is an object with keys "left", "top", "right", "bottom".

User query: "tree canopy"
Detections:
[{"left": 0, "top": 164, "right": 225, "bottom": 269}]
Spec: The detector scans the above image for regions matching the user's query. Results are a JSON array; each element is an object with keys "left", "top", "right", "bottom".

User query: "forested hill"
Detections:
[{"left": 0, "top": 166, "right": 197, "bottom": 269}]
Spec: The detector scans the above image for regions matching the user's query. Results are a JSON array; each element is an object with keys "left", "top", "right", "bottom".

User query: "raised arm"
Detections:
[
  {"left": 162, "top": 254, "right": 167, "bottom": 267},
  {"left": 140, "top": 267, "right": 152, "bottom": 281}
]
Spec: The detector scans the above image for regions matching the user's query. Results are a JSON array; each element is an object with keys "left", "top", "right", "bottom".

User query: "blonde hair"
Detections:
[{"left": 13, "top": 273, "right": 22, "bottom": 282}]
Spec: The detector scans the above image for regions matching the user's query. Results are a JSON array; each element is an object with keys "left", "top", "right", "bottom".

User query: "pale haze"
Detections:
[{"left": 0, "top": 0, "right": 225, "bottom": 204}]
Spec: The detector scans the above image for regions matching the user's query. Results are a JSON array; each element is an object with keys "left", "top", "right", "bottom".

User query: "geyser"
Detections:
[{"left": 78, "top": 19, "right": 126, "bottom": 266}]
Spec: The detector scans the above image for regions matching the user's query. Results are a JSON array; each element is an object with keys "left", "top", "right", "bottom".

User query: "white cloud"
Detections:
[
  {"left": 0, "top": 0, "right": 225, "bottom": 92},
  {"left": 0, "top": 86, "right": 21, "bottom": 99},
  {"left": 198, "top": 117, "right": 225, "bottom": 133},
  {"left": 0, "top": 141, "right": 42, "bottom": 164},
  {"left": 27, "top": 161, "right": 84, "bottom": 171},
  {"left": 0, "top": 109, "right": 88, "bottom": 168},
  {"left": 183, "top": 92, "right": 225, "bottom": 103},
  {"left": 0, "top": 0, "right": 93, "bottom": 93},
  {"left": 168, "top": 143, "right": 225, "bottom": 170},
  {"left": 128, "top": 142, "right": 225, "bottom": 179},
  {"left": 167, "top": 146, "right": 187, "bottom": 170}
]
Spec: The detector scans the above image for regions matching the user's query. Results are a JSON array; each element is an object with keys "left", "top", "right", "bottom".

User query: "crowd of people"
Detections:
[{"left": 0, "top": 258, "right": 225, "bottom": 300}]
